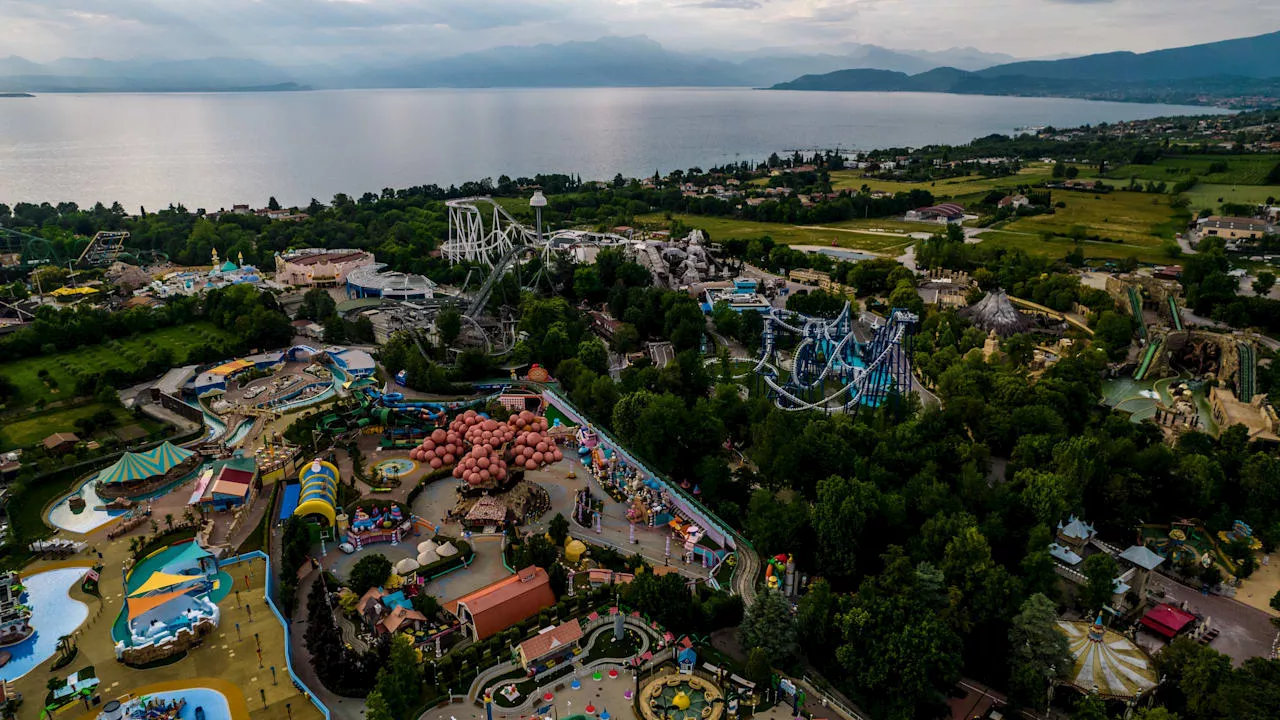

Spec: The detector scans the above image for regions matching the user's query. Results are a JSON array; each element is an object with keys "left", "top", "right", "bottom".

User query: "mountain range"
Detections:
[
  {"left": 770, "top": 30, "right": 1280, "bottom": 107},
  {"left": 0, "top": 37, "right": 1015, "bottom": 93}
]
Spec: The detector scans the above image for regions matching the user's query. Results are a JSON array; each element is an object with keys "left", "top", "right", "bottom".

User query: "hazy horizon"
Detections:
[{"left": 2, "top": 0, "right": 1277, "bottom": 65}]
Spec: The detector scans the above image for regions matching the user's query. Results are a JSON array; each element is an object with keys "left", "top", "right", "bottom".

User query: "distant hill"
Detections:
[
  {"left": 0, "top": 37, "right": 1020, "bottom": 92},
  {"left": 770, "top": 29, "right": 1280, "bottom": 107},
  {"left": 976, "top": 30, "right": 1280, "bottom": 81}
]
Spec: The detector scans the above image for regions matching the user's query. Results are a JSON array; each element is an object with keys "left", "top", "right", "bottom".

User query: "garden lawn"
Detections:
[
  {"left": 999, "top": 190, "right": 1184, "bottom": 247},
  {"left": 0, "top": 321, "right": 236, "bottom": 411},
  {"left": 0, "top": 402, "right": 160, "bottom": 452}
]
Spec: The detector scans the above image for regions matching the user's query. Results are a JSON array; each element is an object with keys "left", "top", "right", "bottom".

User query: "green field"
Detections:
[
  {"left": 829, "top": 163, "right": 1058, "bottom": 204},
  {"left": 636, "top": 213, "right": 933, "bottom": 253},
  {"left": 1104, "top": 154, "right": 1280, "bottom": 186},
  {"left": 999, "top": 190, "right": 1184, "bottom": 248},
  {"left": 1181, "top": 183, "right": 1280, "bottom": 213},
  {"left": 0, "top": 402, "right": 162, "bottom": 451},
  {"left": 0, "top": 321, "right": 236, "bottom": 410},
  {"left": 976, "top": 230, "right": 1176, "bottom": 264}
]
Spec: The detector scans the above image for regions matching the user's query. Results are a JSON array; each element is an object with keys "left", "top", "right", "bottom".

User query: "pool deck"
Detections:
[{"left": 11, "top": 553, "right": 321, "bottom": 720}]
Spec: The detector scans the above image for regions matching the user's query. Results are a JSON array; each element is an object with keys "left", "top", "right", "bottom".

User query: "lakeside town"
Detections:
[{"left": 0, "top": 107, "right": 1280, "bottom": 720}]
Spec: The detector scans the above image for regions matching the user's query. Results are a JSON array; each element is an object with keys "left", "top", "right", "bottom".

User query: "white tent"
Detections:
[
  {"left": 394, "top": 557, "right": 420, "bottom": 575},
  {"left": 417, "top": 540, "right": 438, "bottom": 554},
  {"left": 417, "top": 549, "right": 440, "bottom": 566},
  {"left": 436, "top": 541, "right": 458, "bottom": 557}
]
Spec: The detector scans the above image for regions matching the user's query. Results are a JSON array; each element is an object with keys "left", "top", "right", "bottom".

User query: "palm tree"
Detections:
[{"left": 164, "top": 513, "right": 174, "bottom": 531}]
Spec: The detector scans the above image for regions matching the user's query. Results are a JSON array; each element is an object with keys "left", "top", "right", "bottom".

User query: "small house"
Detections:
[
  {"left": 516, "top": 619, "right": 583, "bottom": 672},
  {"left": 42, "top": 433, "right": 79, "bottom": 455}
]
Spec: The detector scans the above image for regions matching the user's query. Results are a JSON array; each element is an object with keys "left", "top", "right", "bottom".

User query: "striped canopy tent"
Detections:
[
  {"left": 98, "top": 442, "right": 196, "bottom": 485},
  {"left": 1056, "top": 616, "right": 1158, "bottom": 699},
  {"left": 129, "top": 571, "right": 204, "bottom": 598}
]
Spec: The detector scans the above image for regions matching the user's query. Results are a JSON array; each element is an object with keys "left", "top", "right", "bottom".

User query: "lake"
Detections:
[{"left": 0, "top": 88, "right": 1226, "bottom": 211}]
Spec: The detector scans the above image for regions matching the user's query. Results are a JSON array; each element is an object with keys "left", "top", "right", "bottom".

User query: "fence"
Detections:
[
  {"left": 537, "top": 386, "right": 745, "bottom": 552},
  {"left": 221, "top": 550, "right": 332, "bottom": 720}
]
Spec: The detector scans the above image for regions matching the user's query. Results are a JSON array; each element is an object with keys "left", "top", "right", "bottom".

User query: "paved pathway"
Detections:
[
  {"left": 461, "top": 616, "right": 656, "bottom": 717},
  {"left": 1149, "top": 573, "right": 1278, "bottom": 665}
]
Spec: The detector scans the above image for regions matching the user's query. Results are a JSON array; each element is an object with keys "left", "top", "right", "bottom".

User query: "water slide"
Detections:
[
  {"left": 1238, "top": 342, "right": 1257, "bottom": 401},
  {"left": 1127, "top": 286, "right": 1147, "bottom": 339},
  {"left": 1134, "top": 341, "right": 1161, "bottom": 381},
  {"left": 1167, "top": 294, "right": 1182, "bottom": 330}
]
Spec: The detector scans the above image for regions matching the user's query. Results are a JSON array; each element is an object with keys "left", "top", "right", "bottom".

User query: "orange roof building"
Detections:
[
  {"left": 447, "top": 565, "right": 555, "bottom": 641},
  {"left": 377, "top": 606, "right": 428, "bottom": 635},
  {"left": 516, "top": 619, "right": 583, "bottom": 670}
]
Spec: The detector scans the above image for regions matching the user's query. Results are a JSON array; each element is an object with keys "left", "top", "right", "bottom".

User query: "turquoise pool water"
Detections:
[
  {"left": 373, "top": 458, "right": 417, "bottom": 477},
  {"left": 112, "top": 544, "right": 234, "bottom": 645},
  {"left": 126, "top": 688, "right": 232, "bottom": 720},
  {"left": 0, "top": 568, "right": 90, "bottom": 681},
  {"left": 224, "top": 419, "right": 253, "bottom": 446}
]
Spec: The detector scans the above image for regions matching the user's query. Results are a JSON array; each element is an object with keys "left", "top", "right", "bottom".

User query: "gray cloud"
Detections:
[
  {"left": 0, "top": 0, "right": 1276, "bottom": 63},
  {"left": 686, "top": 0, "right": 765, "bottom": 8}
]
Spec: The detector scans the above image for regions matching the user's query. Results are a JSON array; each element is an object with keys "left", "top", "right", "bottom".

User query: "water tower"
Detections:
[{"left": 529, "top": 190, "right": 548, "bottom": 244}]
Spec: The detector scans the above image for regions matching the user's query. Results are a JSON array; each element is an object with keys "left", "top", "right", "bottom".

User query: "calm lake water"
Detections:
[{"left": 0, "top": 88, "right": 1226, "bottom": 210}]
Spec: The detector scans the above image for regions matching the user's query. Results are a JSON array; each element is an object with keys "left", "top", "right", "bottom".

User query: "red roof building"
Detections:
[
  {"left": 1140, "top": 603, "right": 1197, "bottom": 639},
  {"left": 447, "top": 565, "right": 555, "bottom": 641}
]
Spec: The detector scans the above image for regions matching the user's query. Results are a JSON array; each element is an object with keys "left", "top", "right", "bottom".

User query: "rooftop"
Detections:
[{"left": 518, "top": 619, "right": 583, "bottom": 661}]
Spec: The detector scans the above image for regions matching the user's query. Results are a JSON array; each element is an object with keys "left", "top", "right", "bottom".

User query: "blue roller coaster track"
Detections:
[{"left": 747, "top": 303, "right": 918, "bottom": 413}]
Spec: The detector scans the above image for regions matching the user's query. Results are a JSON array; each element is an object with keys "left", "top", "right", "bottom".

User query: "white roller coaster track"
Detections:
[{"left": 444, "top": 196, "right": 633, "bottom": 269}]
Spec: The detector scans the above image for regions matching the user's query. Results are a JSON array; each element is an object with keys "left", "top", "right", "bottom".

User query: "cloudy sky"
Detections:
[{"left": 1, "top": 0, "right": 1276, "bottom": 63}]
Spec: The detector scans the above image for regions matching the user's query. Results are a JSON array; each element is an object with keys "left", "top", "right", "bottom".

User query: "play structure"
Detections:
[
  {"left": 1139, "top": 519, "right": 1254, "bottom": 576},
  {"left": 748, "top": 304, "right": 918, "bottom": 413},
  {"left": 0, "top": 572, "right": 32, "bottom": 647},
  {"left": 293, "top": 459, "right": 339, "bottom": 526},
  {"left": 114, "top": 541, "right": 226, "bottom": 664},
  {"left": 764, "top": 553, "right": 797, "bottom": 595},
  {"left": 639, "top": 673, "right": 725, "bottom": 720},
  {"left": 1217, "top": 520, "right": 1262, "bottom": 551},
  {"left": 341, "top": 504, "right": 412, "bottom": 549},
  {"left": 406, "top": 408, "right": 565, "bottom": 490}
]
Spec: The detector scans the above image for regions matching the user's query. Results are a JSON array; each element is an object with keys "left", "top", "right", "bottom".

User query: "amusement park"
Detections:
[{"left": 3, "top": 116, "right": 1280, "bottom": 720}]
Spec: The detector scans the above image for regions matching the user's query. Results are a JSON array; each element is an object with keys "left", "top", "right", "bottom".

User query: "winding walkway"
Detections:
[{"left": 459, "top": 615, "right": 657, "bottom": 717}]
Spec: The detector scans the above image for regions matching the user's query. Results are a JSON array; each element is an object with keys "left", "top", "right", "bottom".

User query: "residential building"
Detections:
[
  {"left": 42, "top": 432, "right": 80, "bottom": 455},
  {"left": 1200, "top": 216, "right": 1269, "bottom": 241}
]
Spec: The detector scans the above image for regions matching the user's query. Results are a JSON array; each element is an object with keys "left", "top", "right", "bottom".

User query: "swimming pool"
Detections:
[
  {"left": 125, "top": 687, "right": 232, "bottom": 720},
  {"left": 46, "top": 475, "right": 128, "bottom": 533},
  {"left": 0, "top": 568, "right": 90, "bottom": 681},
  {"left": 48, "top": 459, "right": 213, "bottom": 534}
]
